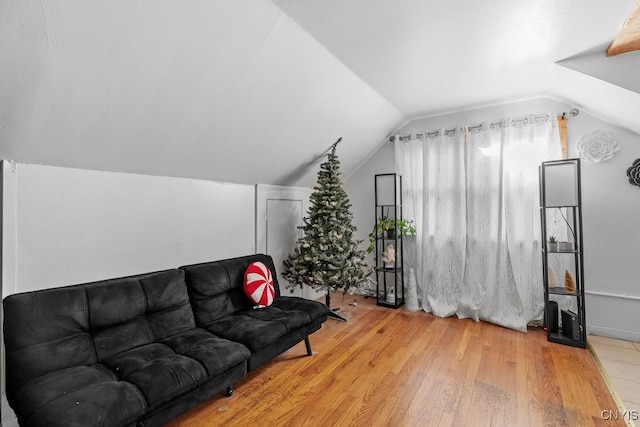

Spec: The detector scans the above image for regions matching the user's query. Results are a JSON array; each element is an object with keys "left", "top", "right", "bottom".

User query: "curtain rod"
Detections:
[{"left": 389, "top": 108, "right": 579, "bottom": 142}]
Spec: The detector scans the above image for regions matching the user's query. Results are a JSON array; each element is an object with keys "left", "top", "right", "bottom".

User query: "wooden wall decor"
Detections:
[
  {"left": 607, "top": 0, "right": 640, "bottom": 56},
  {"left": 557, "top": 114, "right": 568, "bottom": 159}
]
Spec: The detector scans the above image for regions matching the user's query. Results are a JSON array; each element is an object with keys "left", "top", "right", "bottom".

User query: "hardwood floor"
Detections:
[{"left": 167, "top": 294, "right": 625, "bottom": 427}]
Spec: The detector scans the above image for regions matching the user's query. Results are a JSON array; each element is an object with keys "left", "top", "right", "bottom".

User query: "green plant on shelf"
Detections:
[
  {"left": 549, "top": 236, "right": 557, "bottom": 244},
  {"left": 367, "top": 217, "right": 416, "bottom": 254}
]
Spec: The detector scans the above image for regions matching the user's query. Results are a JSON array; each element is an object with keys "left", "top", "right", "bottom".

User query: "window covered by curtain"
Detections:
[{"left": 395, "top": 115, "right": 561, "bottom": 331}]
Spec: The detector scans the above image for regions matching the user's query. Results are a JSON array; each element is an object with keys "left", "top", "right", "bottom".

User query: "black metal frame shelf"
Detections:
[
  {"left": 374, "top": 173, "right": 405, "bottom": 309},
  {"left": 539, "top": 158, "right": 586, "bottom": 349},
  {"left": 543, "top": 250, "right": 581, "bottom": 254}
]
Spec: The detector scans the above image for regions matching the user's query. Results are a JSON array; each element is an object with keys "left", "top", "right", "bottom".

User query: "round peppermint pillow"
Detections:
[{"left": 244, "top": 261, "right": 275, "bottom": 307}]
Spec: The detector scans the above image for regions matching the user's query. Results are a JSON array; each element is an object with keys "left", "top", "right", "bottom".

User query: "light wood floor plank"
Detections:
[{"left": 167, "top": 294, "right": 625, "bottom": 427}]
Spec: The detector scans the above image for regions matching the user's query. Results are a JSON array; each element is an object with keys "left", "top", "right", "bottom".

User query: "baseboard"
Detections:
[{"left": 588, "top": 324, "right": 640, "bottom": 342}]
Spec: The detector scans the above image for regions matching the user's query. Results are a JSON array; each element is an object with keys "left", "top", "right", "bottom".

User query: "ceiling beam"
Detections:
[{"left": 607, "top": 0, "right": 640, "bottom": 56}]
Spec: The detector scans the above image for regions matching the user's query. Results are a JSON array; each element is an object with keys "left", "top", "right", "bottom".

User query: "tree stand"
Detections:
[{"left": 326, "top": 291, "right": 347, "bottom": 322}]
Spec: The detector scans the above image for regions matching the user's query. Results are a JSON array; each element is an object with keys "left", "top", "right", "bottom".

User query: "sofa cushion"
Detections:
[
  {"left": 181, "top": 261, "right": 253, "bottom": 325},
  {"left": 90, "top": 269, "right": 196, "bottom": 361},
  {"left": 271, "top": 296, "right": 331, "bottom": 323},
  {"left": 241, "top": 304, "right": 311, "bottom": 333},
  {"left": 243, "top": 261, "right": 275, "bottom": 307},
  {"left": 140, "top": 271, "right": 197, "bottom": 339},
  {"left": 13, "top": 365, "right": 145, "bottom": 427},
  {"left": 161, "top": 329, "right": 251, "bottom": 377},
  {"left": 102, "top": 328, "right": 249, "bottom": 409},
  {"left": 3, "top": 286, "right": 96, "bottom": 397},
  {"left": 104, "top": 342, "right": 206, "bottom": 408},
  {"left": 203, "top": 314, "right": 288, "bottom": 353}
]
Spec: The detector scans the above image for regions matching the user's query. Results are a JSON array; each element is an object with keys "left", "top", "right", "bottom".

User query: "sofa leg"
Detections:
[
  {"left": 224, "top": 386, "right": 233, "bottom": 397},
  {"left": 304, "top": 336, "right": 312, "bottom": 356}
]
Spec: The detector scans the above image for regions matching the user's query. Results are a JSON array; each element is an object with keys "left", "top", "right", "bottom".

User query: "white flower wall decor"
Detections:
[{"left": 577, "top": 129, "right": 620, "bottom": 162}]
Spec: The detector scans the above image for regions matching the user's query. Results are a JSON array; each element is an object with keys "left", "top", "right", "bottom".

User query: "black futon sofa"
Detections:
[{"left": 3, "top": 254, "right": 329, "bottom": 427}]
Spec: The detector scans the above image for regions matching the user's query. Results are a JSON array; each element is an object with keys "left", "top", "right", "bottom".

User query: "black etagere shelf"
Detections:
[
  {"left": 539, "top": 158, "right": 586, "bottom": 348},
  {"left": 374, "top": 174, "right": 405, "bottom": 309}
]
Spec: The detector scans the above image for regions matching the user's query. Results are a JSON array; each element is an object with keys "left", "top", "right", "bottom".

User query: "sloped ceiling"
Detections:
[
  {"left": 0, "top": 1, "right": 403, "bottom": 187},
  {"left": 1, "top": 0, "right": 639, "bottom": 188},
  {"left": 273, "top": 0, "right": 640, "bottom": 133},
  {"left": 557, "top": 46, "right": 640, "bottom": 94}
]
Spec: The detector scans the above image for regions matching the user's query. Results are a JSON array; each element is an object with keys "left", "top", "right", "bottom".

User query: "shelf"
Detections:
[
  {"left": 374, "top": 173, "right": 405, "bottom": 310},
  {"left": 376, "top": 267, "right": 403, "bottom": 273},
  {"left": 547, "top": 287, "right": 579, "bottom": 296},
  {"left": 540, "top": 158, "right": 585, "bottom": 349},
  {"left": 547, "top": 332, "right": 586, "bottom": 349},
  {"left": 376, "top": 298, "right": 405, "bottom": 309}
]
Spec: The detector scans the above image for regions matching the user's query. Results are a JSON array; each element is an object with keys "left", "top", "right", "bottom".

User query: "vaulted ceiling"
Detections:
[{"left": 1, "top": 1, "right": 639, "bottom": 187}]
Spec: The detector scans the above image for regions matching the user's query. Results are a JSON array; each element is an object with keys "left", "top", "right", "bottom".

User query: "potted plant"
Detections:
[
  {"left": 548, "top": 235, "right": 558, "bottom": 252},
  {"left": 367, "top": 217, "right": 416, "bottom": 254}
]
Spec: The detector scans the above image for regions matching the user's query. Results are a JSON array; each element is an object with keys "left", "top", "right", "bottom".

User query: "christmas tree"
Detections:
[{"left": 282, "top": 138, "right": 369, "bottom": 309}]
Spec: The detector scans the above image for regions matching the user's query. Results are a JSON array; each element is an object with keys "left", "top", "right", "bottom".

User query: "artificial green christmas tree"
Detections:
[{"left": 282, "top": 138, "right": 369, "bottom": 320}]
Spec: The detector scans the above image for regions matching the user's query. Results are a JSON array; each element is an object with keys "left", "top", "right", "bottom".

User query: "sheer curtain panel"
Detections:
[{"left": 395, "top": 115, "right": 561, "bottom": 332}]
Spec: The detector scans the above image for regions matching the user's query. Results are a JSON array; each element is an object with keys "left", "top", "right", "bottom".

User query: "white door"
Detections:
[
  {"left": 256, "top": 185, "right": 322, "bottom": 300},
  {"left": 266, "top": 198, "right": 304, "bottom": 297}
]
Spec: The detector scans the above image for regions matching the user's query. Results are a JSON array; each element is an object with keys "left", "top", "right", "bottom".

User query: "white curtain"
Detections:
[{"left": 395, "top": 115, "right": 561, "bottom": 332}]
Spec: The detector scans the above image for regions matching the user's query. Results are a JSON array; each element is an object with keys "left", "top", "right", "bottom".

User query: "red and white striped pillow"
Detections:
[{"left": 243, "top": 262, "right": 275, "bottom": 307}]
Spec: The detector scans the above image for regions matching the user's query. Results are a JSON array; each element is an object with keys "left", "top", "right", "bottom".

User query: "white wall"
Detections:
[
  {"left": 345, "top": 142, "right": 395, "bottom": 274},
  {"left": 3, "top": 162, "right": 255, "bottom": 294},
  {"left": 1, "top": 161, "right": 257, "bottom": 425},
  {"left": 566, "top": 111, "right": 640, "bottom": 341},
  {"left": 346, "top": 97, "right": 640, "bottom": 341}
]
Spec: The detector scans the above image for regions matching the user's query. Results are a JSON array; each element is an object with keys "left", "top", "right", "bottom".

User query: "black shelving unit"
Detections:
[
  {"left": 539, "top": 158, "right": 586, "bottom": 348},
  {"left": 374, "top": 173, "right": 404, "bottom": 308}
]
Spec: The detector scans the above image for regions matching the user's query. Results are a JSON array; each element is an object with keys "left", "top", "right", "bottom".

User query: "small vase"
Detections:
[
  {"left": 386, "top": 291, "right": 395, "bottom": 304},
  {"left": 548, "top": 269, "right": 557, "bottom": 289}
]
